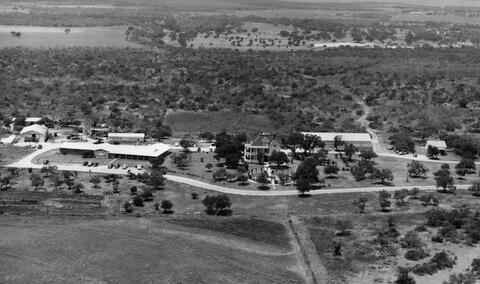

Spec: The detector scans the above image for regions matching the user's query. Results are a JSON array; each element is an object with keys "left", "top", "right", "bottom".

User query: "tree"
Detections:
[
  {"left": 141, "top": 188, "right": 154, "bottom": 201},
  {"left": 64, "top": 28, "right": 71, "bottom": 35},
  {"left": 344, "top": 144, "right": 357, "bottom": 161},
  {"left": 256, "top": 172, "right": 270, "bottom": 190},
  {"left": 409, "top": 187, "right": 420, "bottom": 199},
  {"left": 389, "top": 132, "right": 415, "bottom": 153},
  {"left": 0, "top": 176, "right": 11, "bottom": 190},
  {"left": 324, "top": 164, "right": 339, "bottom": 178},
  {"left": 371, "top": 168, "right": 394, "bottom": 185},
  {"left": 214, "top": 131, "right": 245, "bottom": 169},
  {"left": 295, "top": 157, "right": 319, "bottom": 183},
  {"left": 149, "top": 156, "right": 165, "bottom": 169},
  {"left": 352, "top": 197, "right": 368, "bottom": 213},
  {"left": 161, "top": 200, "right": 173, "bottom": 213},
  {"left": 300, "top": 134, "right": 324, "bottom": 156},
  {"left": 237, "top": 175, "right": 249, "bottom": 186},
  {"left": 468, "top": 181, "right": 480, "bottom": 196},
  {"left": 434, "top": 169, "right": 454, "bottom": 192},
  {"left": 269, "top": 150, "right": 289, "bottom": 166},
  {"left": 395, "top": 267, "right": 415, "bottom": 284},
  {"left": 130, "top": 186, "right": 138, "bottom": 195},
  {"left": 455, "top": 158, "right": 476, "bottom": 176},
  {"left": 63, "top": 170, "right": 74, "bottom": 181},
  {"left": 394, "top": 189, "right": 409, "bottom": 206},
  {"left": 378, "top": 190, "right": 392, "bottom": 211},
  {"left": 90, "top": 176, "right": 101, "bottom": 188},
  {"left": 297, "top": 178, "right": 311, "bottom": 196},
  {"left": 50, "top": 173, "right": 63, "bottom": 190},
  {"left": 72, "top": 182, "right": 84, "bottom": 194},
  {"left": 205, "top": 163, "right": 213, "bottom": 172},
  {"left": 419, "top": 193, "right": 439, "bottom": 206},
  {"left": 407, "top": 161, "right": 428, "bottom": 178},
  {"left": 64, "top": 178, "right": 75, "bottom": 189},
  {"left": 427, "top": 145, "right": 440, "bottom": 159},
  {"left": 148, "top": 169, "right": 165, "bottom": 190},
  {"left": 123, "top": 201, "right": 133, "bottom": 213},
  {"left": 112, "top": 180, "right": 120, "bottom": 193},
  {"left": 285, "top": 132, "right": 304, "bottom": 160},
  {"left": 30, "top": 174, "right": 44, "bottom": 190},
  {"left": 335, "top": 219, "right": 353, "bottom": 236},
  {"left": 179, "top": 139, "right": 194, "bottom": 152},
  {"left": 202, "top": 194, "right": 231, "bottom": 215},
  {"left": 359, "top": 148, "right": 377, "bottom": 160},
  {"left": 133, "top": 195, "right": 144, "bottom": 207},
  {"left": 333, "top": 135, "right": 344, "bottom": 151}
]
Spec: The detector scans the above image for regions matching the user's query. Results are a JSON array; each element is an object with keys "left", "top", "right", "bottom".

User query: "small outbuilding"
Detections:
[{"left": 425, "top": 140, "right": 447, "bottom": 151}]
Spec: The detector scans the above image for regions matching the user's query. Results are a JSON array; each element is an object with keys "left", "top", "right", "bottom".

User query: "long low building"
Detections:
[
  {"left": 59, "top": 142, "right": 170, "bottom": 161},
  {"left": 301, "top": 132, "right": 372, "bottom": 149},
  {"left": 108, "top": 133, "right": 145, "bottom": 143}
]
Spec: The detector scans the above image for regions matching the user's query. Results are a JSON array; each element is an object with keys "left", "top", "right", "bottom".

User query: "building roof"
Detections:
[
  {"left": 301, "top": 132, "right": 372, "bottom": 142},
  {"left": 25, "top": 117, "right": 42, "bottom": 123},
  {"left": 425, "top": 140, "right": 447, "bottom": 149},
  {"left": 20, "top": 124, "right": 48, "bottom": 135},
  {"left": 248, "top": 133, "right": 281, "bottom": 148},
  {"left": 0, "top": 135, "right": 16, "bottom": 144},
  {"left": 108, "top": 133, "right": 145, "bottom": 138},
  {"left": 60, "top": 142, "right": 170, "bottom": 157}
]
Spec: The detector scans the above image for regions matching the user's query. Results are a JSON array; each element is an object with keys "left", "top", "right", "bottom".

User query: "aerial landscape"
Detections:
[{"left": 2, "top": 0, "right": 480, "bottom": 283}]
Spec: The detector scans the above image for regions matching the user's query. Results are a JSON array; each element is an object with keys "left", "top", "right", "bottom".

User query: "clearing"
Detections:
[{"left": 0, "top": 25, "right": 143, "bottom": 48}]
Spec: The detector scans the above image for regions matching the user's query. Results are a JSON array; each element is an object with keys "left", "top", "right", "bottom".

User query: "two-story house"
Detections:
[{"left": 243, "top": 132, "right": 282, "bottom": 164}]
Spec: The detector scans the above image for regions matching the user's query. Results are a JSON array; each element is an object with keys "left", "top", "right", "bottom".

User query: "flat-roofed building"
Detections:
[
  {"left": 301, "top": 132, "right": 372, "bottom": 150},
  {"left": 59, "top": 142, "right": 170, "bottom": 161},
  {"left": 107, "top": 133, "right": 145, "bottom": 143},
  {"left": 425, "top": 140, "right": 447, "bottom": 151}
]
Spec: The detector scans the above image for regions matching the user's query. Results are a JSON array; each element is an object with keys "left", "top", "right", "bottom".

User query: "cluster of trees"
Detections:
[
  {"left": 214, "top": 131, "right": 246, "bottom": 168},
  {"left": 202, "top": 194, "right": 232, "bottom": 215}
]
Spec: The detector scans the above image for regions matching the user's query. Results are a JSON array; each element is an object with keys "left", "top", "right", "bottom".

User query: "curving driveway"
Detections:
[{"left": 2, "top": 142, "right": 474, "bottom": 196}]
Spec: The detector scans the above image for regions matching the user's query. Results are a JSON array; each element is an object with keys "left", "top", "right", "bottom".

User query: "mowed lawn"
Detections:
[
  {"left": 0, "top": 216, "right": 303, "bottom": 284},
  {"left": 164, "top": 110, "right": 276, "bottom": 134},
  {"left": 0, "top": 25, "right": 143, "bottom": 48}
]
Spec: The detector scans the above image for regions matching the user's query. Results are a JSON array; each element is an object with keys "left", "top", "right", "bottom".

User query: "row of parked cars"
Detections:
[
  {"left": 82, "top": 161, "right": 143, "bottom": 170},
  {"left": 83, "top": 161, "right": 99, "bottom": 167}
]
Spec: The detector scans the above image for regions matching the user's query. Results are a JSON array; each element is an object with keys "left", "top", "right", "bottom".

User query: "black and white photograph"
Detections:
[{"left": 1, "top": 0, "right": 480, "bottom": 283}]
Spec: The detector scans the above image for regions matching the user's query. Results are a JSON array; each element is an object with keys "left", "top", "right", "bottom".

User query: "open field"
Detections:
[
  {"left": 164, "top": 110, "right": 277, "bottom": 135},
  {"left": 0, "top": 145, "right": 35, "bottom": 166},
  {"left": 0, "top": 25, "right": 142, "bottom": 48},
  {"left": 0, "top": 216, "right": 303, "bottom": 284}
]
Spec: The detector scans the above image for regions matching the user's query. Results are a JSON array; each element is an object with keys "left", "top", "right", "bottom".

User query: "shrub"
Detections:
[
  {"left": 443, "top": 273, "right": 476, "bottom": 284},
  {"left": 471, "top": 258, "right": 480, "bottom": 276},
  {"left": 123, "top": 201, "right": 133, "bottom": 213},
  {"left": 395, "top": 267, "right": 415, "bottom": 284},
  {"left": 161, "top": 199, "right": 173, "bottom": 213},
  {"left": 432, "top": 236, "right": 444, "bottom": 243},
  {"left": 401, "top": 231, "right": 423, "bottom": 249},
  {"left": 412, "top": 251, "right": 455, "bottom": 275},
  {"left": 141, "top": 189, "right": 154, "bottom": 201},
  {"left": 154, "top": 202, "right": 160, "bottom": 210},
  {"left": 133, "top": 196, "right": 144, "bottom": 207},
  {"left": 405, "top": 248, "right": 429, "bottom": 261},
  {"left": 414, "top": 225, "right": 427, "bottom": 232},
  {"left": 191, "top": 192, "right": 199, "bottom": 199}
]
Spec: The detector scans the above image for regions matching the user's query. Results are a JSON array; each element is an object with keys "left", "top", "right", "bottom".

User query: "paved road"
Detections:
[{"left": 2, "top": 142, "right": 474, "bottom": 196}]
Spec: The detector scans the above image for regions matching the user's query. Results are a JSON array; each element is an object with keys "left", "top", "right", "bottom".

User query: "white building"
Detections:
[
  {"left": 425, "top": 140, "right": 447, "bottom": 151},
  {"left": 301, "top": 132, "right": 372, "bottom": 150},
  {"left": 59, "top": 142, "right": 170, "bottom": 161},
  {"left": 107, "top": 133, "right": 145, "bottom": 143},
  {"left": 19, "top": 124, "right": 48, "bottom": 142}
]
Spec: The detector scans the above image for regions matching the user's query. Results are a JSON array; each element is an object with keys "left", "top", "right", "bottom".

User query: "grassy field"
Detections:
[
  {"left": 0, "top": 25, "right": 142, "bottom": 48},
  {"left": 164, "top": 110, "right": 277, "bottom": 135},
  {"left": 0, "top": 145, "right": 35, "bottom": 166},
  {"left": 0, "top": 216, "right": 303, "bottom": 284}
]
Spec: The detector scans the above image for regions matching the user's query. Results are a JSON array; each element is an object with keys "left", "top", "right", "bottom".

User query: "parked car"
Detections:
[
  {"left": 136, "top": 165, "right": 143, "bottom": 170},
  {"left": 88, "top": 162, "right": 94, "bottom": 167},
  {"left": 107, "top": 163, "right": 114, "bottom": 169},
  {"left": 93, "top": 162, "right": 99, "bottom": 167},
  {"left": 83, "top": 161, "right": 89, "bottom": 166},
  {"left": 43, "top": 160, "right": 49, "bottom": 165},
  {"left": 114, "top": 163, "right": 121, "bottom": 169},
  {"left": 122, "top": 164, "right": 129, "bottom": 169}
]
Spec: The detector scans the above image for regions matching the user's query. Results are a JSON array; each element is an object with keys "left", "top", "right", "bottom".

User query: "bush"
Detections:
[
  {"left": 432, "top": 236, "right": 444, "bottom": 243},
  {"left": 123, "top": 201, "right": 133, "bottom": 213},
  {"left": 154, "top": 202, "right": 160, "bottom": 210},
  {"left": 405, "top": 248, "right": 429, "bottom": 261},
  {"left": 395, "top": 267, "right": 416, "bottom": 284},
  {"left": 412, "top": 251, "right": 456, "bottom": 275},
  {"left": 471, "top": 258, "right": 480, "bottom": 276},
  {"left": 133, "top": 196, "right": 144, "bottom": 207},
  {"left": 401, "top": 231, "right": 423, "bottom": 249},
  {"left": 191, "top": 192, "right": 199, "bottom": 199}
]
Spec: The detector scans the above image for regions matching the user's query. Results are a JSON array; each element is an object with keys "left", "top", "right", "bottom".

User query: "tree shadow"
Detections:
[
  {"left": 325, "top": 176, "right": 338, "bottom": 179},
  {"left": 162, "top": 210, "right": 174, "bottom": 215},
  {"left": 437, "top": 190, "right": 455, "bottom": 195},
  {"left": 217, "top": 209, "right": 232, "bottom": 216},
  {"left": 298, "top": 193, "right": 312, "bottom": 198},
  {"left": 258, "top": 185, "right": 270, "bottom": 190}
]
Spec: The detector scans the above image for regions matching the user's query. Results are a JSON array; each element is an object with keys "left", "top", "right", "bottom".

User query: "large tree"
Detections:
[
  {"left": 269, "top": 150, "right": 289, "bottom": 166},
  {"left": 359, "top": 148, "right": 377, "bottom": 161},
  {"left": 285, "top": 132, "right": 304, "bottom": 160},
  {"left": 434, "top": 168, "right": 454, "bottom": 192},
  {"left": 214, "top": 131, "right": 246, "bottom": 169},
  {"left": 371, "top": 168, "right": 394, "bottom": 185},
  {"left": 295, "top": 157, "right": 319, "bottom": 183},
  {"left": 407, "top": 161, "right": 429, "bottom": 178},
  {"left": 299, "top": 135, "right": 324, "bottom": 156}
]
